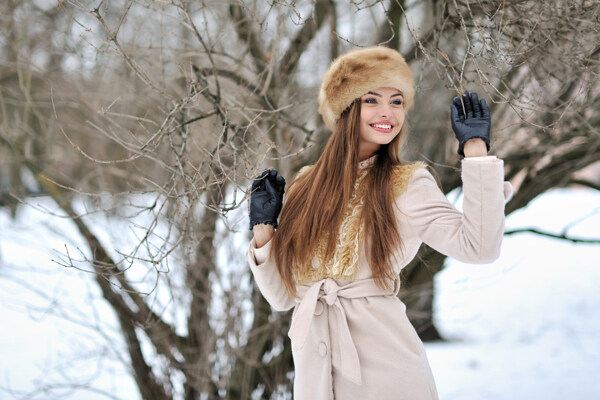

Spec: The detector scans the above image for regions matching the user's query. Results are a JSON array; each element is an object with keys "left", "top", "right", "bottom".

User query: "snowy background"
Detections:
[
  {"left": 1, "top": 188, "right": 599, "bottom": 399},
  {"left": 428, "top": 188, "right": 600, "bottom": 400}
]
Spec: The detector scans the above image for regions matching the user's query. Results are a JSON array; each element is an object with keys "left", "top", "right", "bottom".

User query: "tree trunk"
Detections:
[
  {"left": 400, "top": 245, "right": 447, "bottom": 342},
  {"left": 184, "top": 184, "right": 222, "bottom": 398}
]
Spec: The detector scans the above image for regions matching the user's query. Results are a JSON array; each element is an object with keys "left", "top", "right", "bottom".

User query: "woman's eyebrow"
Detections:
[{"left": 365, "top": 91, "right": 404, "bottom": 98}]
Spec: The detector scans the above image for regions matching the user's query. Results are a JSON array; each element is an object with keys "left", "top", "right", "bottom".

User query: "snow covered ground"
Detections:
[
  {"left": 1, "top": 188, "right": 599, "bottom": 399},
  {"left": 426, "top": 188, "right": 600, "bottom": 400}
]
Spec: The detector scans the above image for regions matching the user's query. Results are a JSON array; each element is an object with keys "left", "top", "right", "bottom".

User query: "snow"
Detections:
[
  {"left": 1, "top": 189, "right": 599, "bottom": 399},
  {"left": 0, "top": 198, "right": 138, "bottom": 400},
  {"left": 426, "top": 188, "right": 600, "bottom": 400}
]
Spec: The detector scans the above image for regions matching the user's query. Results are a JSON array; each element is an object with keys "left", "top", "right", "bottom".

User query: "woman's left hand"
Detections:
[
  {"left": 450, "top": 91, "right": 491, "bottom": 156},
  {"left": 249, "top": 169, "right": 286, "bottom": 231}
]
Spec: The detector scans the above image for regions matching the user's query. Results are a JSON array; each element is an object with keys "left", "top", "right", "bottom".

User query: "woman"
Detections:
[{"left": 247, "top": 46, "right": 511, "bottom": 400}]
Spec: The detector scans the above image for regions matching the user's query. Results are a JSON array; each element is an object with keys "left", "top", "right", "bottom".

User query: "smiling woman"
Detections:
[
  {"left": 246, "top": 46, "right": 511, "bottom": 400},
  {"left": 358, "top": 88, "right": 406, "bottom": 160}
]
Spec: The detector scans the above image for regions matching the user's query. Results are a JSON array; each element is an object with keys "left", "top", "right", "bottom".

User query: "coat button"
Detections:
[
  {"left": 318, "top": 342, "right": 327, "bottom": 358},
  {"left": 314, "top": 301, "right": 324, "bottom": 316}
]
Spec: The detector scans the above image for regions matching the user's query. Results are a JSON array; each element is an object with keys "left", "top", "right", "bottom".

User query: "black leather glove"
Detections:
[
  {"left": 451, "top": 91, "right": 491, "bottom": 156},
  {"left": 249, "top": 169, "right": 286, "bottom": 230}
]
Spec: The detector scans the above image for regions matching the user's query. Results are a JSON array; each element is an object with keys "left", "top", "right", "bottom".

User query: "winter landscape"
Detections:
[
  {"left": 1, "top": 187, "right": 599, "bottom": 399},
  {"left": 2, "top": 1, "right": 599, "bottom": 399}
]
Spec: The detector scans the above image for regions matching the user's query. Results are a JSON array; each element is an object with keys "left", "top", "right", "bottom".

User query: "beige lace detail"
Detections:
[{"left": 294, "top": 160, "right": 425, "bottom": 285}]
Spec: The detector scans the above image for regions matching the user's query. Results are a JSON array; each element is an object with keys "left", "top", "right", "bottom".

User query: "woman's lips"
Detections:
[{"left": 370, "top": 123, "right": 394, "bottom": 133}]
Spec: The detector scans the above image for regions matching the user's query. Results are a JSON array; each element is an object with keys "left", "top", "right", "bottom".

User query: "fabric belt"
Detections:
[{"left": 288, "top": 277, "right": 399, "bottom": 385}]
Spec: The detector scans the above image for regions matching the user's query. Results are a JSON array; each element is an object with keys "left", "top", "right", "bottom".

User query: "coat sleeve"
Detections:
[
  {"left": 247, "top": 238, "right": 296, "bottom": 312},
  {"left": 246, "top": 165, "right": 316, "bottom": 311},
  {"left": 398, "top": 157, "right": 512, "bottom": 263}
]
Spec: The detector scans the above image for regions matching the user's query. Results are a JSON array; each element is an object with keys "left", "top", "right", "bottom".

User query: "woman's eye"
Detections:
[
  {"left": 392, "top": 99, "right": 403, "bottom": 106},
  {"left": 363, "top": 98, "right": 377, "bottom": 104}
]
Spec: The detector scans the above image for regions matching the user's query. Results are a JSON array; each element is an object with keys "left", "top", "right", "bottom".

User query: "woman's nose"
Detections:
[{"left": 378, "top": 104, "right": 392, "bottom": 118}]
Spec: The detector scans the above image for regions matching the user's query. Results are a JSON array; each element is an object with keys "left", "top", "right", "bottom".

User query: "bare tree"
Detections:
[
  {"left": 396, "top": 0, "right": 600, "bottom": 339},
  {"left": 1, "top": 0, "right": 599, "bottom": 398}
]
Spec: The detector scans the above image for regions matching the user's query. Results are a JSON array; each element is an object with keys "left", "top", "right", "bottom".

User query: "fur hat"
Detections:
[{"left": 318, "top": 46, "right": 414, "bottom": 131}]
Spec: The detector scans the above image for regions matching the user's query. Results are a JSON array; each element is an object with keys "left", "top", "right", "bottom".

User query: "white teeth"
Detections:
[{"left": 372, "top": 124, "right": 392, "bottom": 129}]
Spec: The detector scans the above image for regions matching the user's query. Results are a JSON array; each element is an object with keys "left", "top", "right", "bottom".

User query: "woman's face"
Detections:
[{"left": 358, "top": 87, "right": 405, "bottom": 160}]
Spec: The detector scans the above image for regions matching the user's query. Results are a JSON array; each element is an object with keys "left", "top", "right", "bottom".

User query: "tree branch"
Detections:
[
  {"left": 506, "top": 138, "right": 600, "bottom": 214},
  {"left": 569, "top": 178, "right": 600, "bottom": 192},
  {"left": 3, "top": 130, "right": 187, "bottom": 392},
  {"left": 279, "top": 0, "right": 333, "bottom": 78},
  {"left": 87, "top": 1, "right": 176, "bottom": 101},
  {"left": 377, "top": 0, "right": 405, "bottom": 49},
  {"left": 36, "top": 172, "right": 186, "bottom": 366},
  {"left": 504, "top": 228, "right": 600, "bottom": 244},
  {"left": 228, "top": 2, "right": 267, "bottom": 69},
  {"left": 183, "top": 182, "right": 222, "bottom": 398}
]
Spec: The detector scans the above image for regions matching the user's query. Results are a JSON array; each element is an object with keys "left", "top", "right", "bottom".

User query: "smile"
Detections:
[{"left": 370, "top": 124, "right": 393, "bottom": 129}]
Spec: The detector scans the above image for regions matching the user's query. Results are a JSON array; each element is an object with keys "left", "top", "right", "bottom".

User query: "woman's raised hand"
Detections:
[
  {"left": 249, "top": 169, "right": 286, "bottom": 231},
  {"left": 450, "top": 91, "right": 491, "bottom": 156}
]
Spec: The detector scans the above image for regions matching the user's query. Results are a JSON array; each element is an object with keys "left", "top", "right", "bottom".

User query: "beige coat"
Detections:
[{"left": 247, "top": 157, "right": 512, "bottom": 400}]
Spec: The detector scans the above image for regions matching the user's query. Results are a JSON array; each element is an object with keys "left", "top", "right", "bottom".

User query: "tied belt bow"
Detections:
[{"left": 288, "top": 277, "right": 399, "bottom": 385}]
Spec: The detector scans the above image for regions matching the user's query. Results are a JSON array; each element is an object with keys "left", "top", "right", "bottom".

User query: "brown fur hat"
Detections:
[{"left": 318, "top": 46, "right": 414, "bottom": 131}]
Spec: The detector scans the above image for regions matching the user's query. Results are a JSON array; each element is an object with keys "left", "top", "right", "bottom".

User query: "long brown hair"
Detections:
[{"left": 271, "top": 99, "right": 407, "bottom": 295}]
